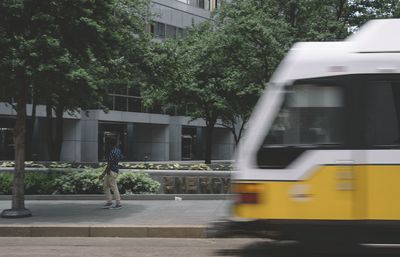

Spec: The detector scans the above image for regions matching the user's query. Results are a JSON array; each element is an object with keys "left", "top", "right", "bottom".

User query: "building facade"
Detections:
[{"left": 0, "top": 0, "right": 235, "bottom": 162}]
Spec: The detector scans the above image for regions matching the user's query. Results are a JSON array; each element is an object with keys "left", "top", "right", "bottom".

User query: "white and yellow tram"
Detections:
[{"left": 230, "top": 19, "right": 400, "bottom": 244}]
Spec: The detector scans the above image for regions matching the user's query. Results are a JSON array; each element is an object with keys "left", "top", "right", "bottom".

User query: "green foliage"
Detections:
[
  {"left": 118, "top": 172, "right": 160, "bottom": 194},
  {"left": 188, "top": 164, "right": 210, "bottom": 171},
  {"left": 0, "top": 168, "right": 161, "bottom": 195},
  {"left": 0, "top": 172, "right": 62, "bottom": 195},
  {"left": 0, "top": 173, "right": 13, "bottom": 195},
  {"left": 142, "top": 0, "right": 293, "bottom": 162},
  {"left": 122, "top": 162, "right": 157, "bottom": 169},
  {"left": 0, "top": 161, "right": 232, "bottom": 170},
  {"left": 25, "top": 161, "right": 46, "bottom": 168},
  {"left": 0, "top": 162, "right": 14, "bottom": 168},
  {"left": 48, "top": 162, "right": 72, "bottom": 168},
  {"left": 141, "top": 0, "right": 400, "bottom": 155},
  {"left": 0, "top": 0, "right": 153, "bottom": 162},
  {"left": 54, "top": 168, "right": 104, "bottom": 194},
  {"left": 24, "top": 172, "right": 61, "bottom": 195}
]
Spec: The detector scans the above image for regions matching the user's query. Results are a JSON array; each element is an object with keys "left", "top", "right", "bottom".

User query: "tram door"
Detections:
[{"left": 352, "top": 77, "right": 400, "bottom": 221}]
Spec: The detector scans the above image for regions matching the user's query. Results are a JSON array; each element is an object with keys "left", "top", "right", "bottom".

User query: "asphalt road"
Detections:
[
  {"left": 2, "top": 238, "right": 400, "bottom": 257},
  {"left": 0, "top": 238, "right": 259, "bottom": 257}
]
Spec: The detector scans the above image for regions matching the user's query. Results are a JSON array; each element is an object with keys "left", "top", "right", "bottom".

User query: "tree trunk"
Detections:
[
  {"left": 204, "top": 124, "right": 214, "bottom": 164},
  {"left": 26, "top": 98, "right": 36, "bottom": 160},
  {"left": 53, "top": 104, "right": 64, "bottom": 161},
  {"left": 1, "top": 82, "right": 32, "bottom": 218},
  {"left": 289, "top": 1, "right": 298, "bottom": 27},
  {"left": 237, "top": 119, "right": 246, "bottom": 145},
  {"left": 46, "top": 104, "right": 54, "bottom": 160},
  {"left": 204, "top": 111, "right": 217, "bottom": 164},
  {"left": 223, "top": 117, "right": 246, "bottom": 147}
]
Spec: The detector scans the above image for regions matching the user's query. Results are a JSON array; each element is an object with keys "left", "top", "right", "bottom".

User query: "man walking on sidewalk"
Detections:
[{"left": 100, "top": 138, "right": 124, "bottom": 209}]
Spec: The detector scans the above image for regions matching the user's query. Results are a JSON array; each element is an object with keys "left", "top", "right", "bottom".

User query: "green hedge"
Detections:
[
  {"left": 54, "top": 168, "right": 104, "bottom": 194},
  {"left": 25, "top": 172, "right": 62, "bottom": 194},
  {"left": 118, "top": 172, "right": 160, "bottom": 194},
  {"left": 0, "top": 169, "right": 160, "bottom": 195},
  {"left": 0, "top": 173, "right": 13, "bottom": 195},
  {"left": 0, "top": 161, "right": 233, "bottom": 171}
]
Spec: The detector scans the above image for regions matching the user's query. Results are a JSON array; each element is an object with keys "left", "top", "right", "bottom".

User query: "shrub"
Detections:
[
  {"left": 0, "top": 161, "right": 14, "bottom": 167},
  {"left": 0, "top": 169, "right": 161, "bottom": 195},
  {"left": 118, "top": 172, "right": 160, "bottom": 194},
  {"left": 0, "top": 172, "right": 60, "bottom": 195},
  {"left": 189, "top": 163, "right": 210, "bottom": 170},
  {"left": 24, "top": 172, "right": 61, "bottom": 195},
  {"left": 0, "top": 172, "right": 13, "bottom": 195},
  {"left": 54, "top": 168, "right": 103, "bottom": 194}
]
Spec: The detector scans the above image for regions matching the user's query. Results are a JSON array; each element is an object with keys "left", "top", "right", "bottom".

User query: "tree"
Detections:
[
  {"left": 142, "top": 25, "right": 228, "bottom": 163},
  {"left": 0, "top": 0, "right": 41, "bottom": 217},
  {"left": 204, "top": 0, "right": 400, "bottom": 144},
  {"left": 274, "top": 0, "right": 400, "bottom": 41},
  {"left": 141, "top": 0, "right": 400, "bottom": 164},
  {"left": 212, "top": 0, "right": 293, "bottom": 144},
  {"left": 31, "top": 0, "right": 151, "bottom": 161},
  {"left": 142, "top": 10, "right": 291, "bottom": 162},
  {"left": 0, "top": 0, "right": 151, "bottom": 217}
]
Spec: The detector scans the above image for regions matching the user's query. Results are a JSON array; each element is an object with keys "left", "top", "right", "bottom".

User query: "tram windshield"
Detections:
[{"left": 264, "top": 84, "right": 344, "bottom": 147}]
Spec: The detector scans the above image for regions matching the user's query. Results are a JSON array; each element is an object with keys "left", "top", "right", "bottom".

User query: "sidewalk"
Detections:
[{"left": 0, "top": 199, "right": 231, "bottom": 238}]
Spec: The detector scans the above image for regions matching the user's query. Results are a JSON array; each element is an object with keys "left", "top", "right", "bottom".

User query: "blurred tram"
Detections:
[{"left": 230, "top": 19, "right": 400, "bottom": 245}]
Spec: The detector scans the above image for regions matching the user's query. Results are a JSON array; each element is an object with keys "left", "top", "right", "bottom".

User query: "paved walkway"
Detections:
[
  {"left": 0, "top": 200, "right": 230, "bottom": 225},
  {"left": 0, "top": 200, "right": 231, "bottom": 238}
]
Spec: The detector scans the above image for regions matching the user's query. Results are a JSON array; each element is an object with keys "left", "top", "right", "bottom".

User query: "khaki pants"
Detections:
[{"left": 103, "top": 171, "right": 121, "bottom": 203}]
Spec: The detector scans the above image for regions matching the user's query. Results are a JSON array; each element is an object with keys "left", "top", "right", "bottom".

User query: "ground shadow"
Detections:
[
  {"left": 0, "top": 201, "right": 147, "bottom": 224},
  {"left": 215, "top": 240, "right": 400, "bottom": 257}
]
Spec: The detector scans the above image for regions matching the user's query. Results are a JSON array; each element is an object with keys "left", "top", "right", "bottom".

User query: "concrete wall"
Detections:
[
  {"left": 132, "top": 123, "right": 169, "bottom": 161},
  {"left": 168, "top": 117, "right": 182, "bottom": 161},
  {"left": 211, "top": 127, "right": 235, "bottom": 160},
  {"left": 80, "top": 111, "right": 99, "bottom": 163},
  {"left": 31, "top": 118, "right": 49, "bottom": 161},
  {"left": 96, "top": 110, "right": 170, "bottom": 125},
  {"left": 1, "top": 105, "right": 236, "bottom": 162},
  {"left": 60, "top": 119, "right": 82, "bottom": 162}
]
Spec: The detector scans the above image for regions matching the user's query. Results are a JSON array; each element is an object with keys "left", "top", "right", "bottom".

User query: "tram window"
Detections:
[
  {"left": 264, "top": 84, "right": 344, "bottom": 146},
  {"left": 363, "top": 80, "right": 400, "bottom": 147}
]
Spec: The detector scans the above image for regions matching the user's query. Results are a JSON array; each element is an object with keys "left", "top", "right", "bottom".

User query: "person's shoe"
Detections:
[
  {"left": 111, "top": 204, "right": 122, "bottom": 210},
  {"left": 102, "top": 202, "right": 113, "bottom": 209}
]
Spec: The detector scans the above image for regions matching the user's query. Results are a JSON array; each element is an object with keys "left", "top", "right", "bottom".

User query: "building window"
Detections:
[
  {"left": 198, "top": 0, "right": 205, "bottom": 9},
  {"left": 155, "top": 22, "right": 165, "bottom": 39},
  {"left": 177, "top": 28, "right": 184, "bottom": 37},
  {"left": 0, "top": 121, "right": 15, "bottom": 161},
  {"left": 177, "top": 0, "right": 211, "bottom": 10},
  {"left": 128, "top": 97, "right": 143, "bottom": 112},
  {"left": 107, "top": 85, "right": 168, "bottom": 114},
  {"left": 166, "top": 24, "right": 177, "bottom": 39},
  {"left": 149, "top": 23, "right": 155, "bottom": 35},
  {"left": 114, "top": 96, "right": 128, "bottom": 112},
  {"left": 150, "top": 21, "right": 186, "bottom": 40}
]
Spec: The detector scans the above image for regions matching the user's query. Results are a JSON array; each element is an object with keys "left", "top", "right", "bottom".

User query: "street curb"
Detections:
[
  {"left": 0, "top": 225, "right": 209, "bottom": 238},
  {"left": 0, "top": 194, "right": 232, "bottom": 201}
]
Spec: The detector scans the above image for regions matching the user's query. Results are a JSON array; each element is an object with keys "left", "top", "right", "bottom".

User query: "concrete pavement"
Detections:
[{"left": 0, "top": 199, "right": 232, "bottom": 238}]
